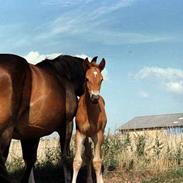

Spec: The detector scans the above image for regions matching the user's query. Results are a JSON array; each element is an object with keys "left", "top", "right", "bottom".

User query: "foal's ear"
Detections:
[
  {"left": 91, "top": 56, "right": 98, "bottom": 63},
  {"left": 99, "top": 58, "right": 106, "bottom": 71},
  {"left": 83, "top": 57, "right": 90, "bottom": 71}
]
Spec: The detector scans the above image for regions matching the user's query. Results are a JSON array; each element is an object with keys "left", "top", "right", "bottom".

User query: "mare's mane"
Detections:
[
  {"left": 37, "top": 55, "right": 85, "bottom": 81},
  {"left": 36, "top": 55, "right": 86, "bottom": 96}
]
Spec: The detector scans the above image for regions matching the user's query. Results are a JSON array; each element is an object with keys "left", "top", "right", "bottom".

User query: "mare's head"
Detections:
[{"left": 84, "top": 57, "right": 106, "bottom": 104}]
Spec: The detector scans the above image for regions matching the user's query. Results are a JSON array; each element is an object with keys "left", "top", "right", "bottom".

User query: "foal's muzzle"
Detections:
[{"left": 90, "top": 94, "right": 99, "bottom": 104}]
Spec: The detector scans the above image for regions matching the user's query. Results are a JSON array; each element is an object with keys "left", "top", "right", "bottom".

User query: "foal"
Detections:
[{"left": 72, "top": 57, "right": 107, "bottom": 183}]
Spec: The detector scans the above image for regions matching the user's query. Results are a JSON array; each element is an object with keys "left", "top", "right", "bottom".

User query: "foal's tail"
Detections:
[
  {"left": 84, "top": 137, "right": 93, "bottom": 161},
  {"left": 84, "top": 138, "right": 96, "bottom": 182}
]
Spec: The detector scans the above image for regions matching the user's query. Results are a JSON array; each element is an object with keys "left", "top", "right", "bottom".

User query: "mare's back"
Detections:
[{"left": 0, "top": 54, "right": 27, "bottom": 66}]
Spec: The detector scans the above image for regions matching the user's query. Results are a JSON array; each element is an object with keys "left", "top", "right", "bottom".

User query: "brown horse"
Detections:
[
  {"left": 72, "top": 58, "right": 107, "bottom": 183},
  {"left": 0, "top": 54, "right": 92, "bottom": 182}
]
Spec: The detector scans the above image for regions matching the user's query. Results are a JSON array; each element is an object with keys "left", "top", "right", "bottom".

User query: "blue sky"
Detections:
[{"left": 0, "top": 0, "right": 183, "bottom": 132}]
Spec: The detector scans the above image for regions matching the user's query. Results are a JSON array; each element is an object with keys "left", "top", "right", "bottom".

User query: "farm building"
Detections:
[{"left": 119, "top": 113, "right": 183, "bottom": 134}]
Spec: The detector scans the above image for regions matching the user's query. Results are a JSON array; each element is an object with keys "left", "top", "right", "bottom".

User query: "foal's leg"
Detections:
[
  {"left": 72, "top": 130, "right": 86, "bottom": 183},
  {"left": 92, "top": 131, "right": 104, "bottom": 183},
  {"left": 59, "top": 120, "right": 73, "bottom": 183},
  {"left": 20, "top": 138, "right": 39, "bottom": 183}
]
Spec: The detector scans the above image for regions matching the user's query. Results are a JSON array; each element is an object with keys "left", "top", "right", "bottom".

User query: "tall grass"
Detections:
[
  {"left": 102, "top": 130, "right": 183, "bottom": 174},
  {"left": 5, "top": 129, "right": 183, "bottom": 177},
  {"left": 6, "top": 137, "right": 61, "bottom": 173}
]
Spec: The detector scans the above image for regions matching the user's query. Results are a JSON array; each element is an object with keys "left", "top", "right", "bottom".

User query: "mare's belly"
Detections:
[
  {"left": 14, "top": 65, "right": 66, "bottom": 139},
  {"left": 14, "top": 92, "right": 65, "bottom": 139}
]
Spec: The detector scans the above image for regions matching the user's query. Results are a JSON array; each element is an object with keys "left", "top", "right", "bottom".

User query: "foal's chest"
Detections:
[{"left": 76, "top": 97, "right": 106, "bottom": 136}]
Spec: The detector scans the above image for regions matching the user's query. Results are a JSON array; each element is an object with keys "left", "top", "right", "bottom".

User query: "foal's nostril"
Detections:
[{"left": 94, "top": 95, "right": 99, "bottom": 100}]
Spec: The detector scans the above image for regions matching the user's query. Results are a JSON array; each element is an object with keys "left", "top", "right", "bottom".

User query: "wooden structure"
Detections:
[{"left": 119, "top": 113, "right": 183, "bottom": 133}]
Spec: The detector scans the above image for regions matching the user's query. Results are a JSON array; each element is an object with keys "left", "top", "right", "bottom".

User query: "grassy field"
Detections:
[{"left": 5, "top": 130, "right": 183, "bottom": 182}]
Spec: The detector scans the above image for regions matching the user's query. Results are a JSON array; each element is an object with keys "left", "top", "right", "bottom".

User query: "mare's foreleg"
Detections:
[
  {"left": 92, "top": 131, "right": 104, "bottom": 183},
  {"left": 0, "top": 125, "right": 14, "bottom": 183},
  {"left": 0, "top": 125, "right": 14, "bottom": 161},
  {"left": 20, "top": 138, "right": 39, "bottom": 183},
  {"left": 72, "top": 130, "right": 86, "bottom": 183},
  {"left": 59, "top": 121, "right": 73, "bottom": 157},
  {"left": 59, "top": 120, "right": 73, "bottom": 183}
]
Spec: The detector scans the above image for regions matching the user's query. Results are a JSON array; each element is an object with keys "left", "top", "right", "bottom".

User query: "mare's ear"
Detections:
[
  {"left": 83, "top": 57, "right": 90, "bottom": 71},
  {"left": 99, "top": 58, "right": 106, "bottom": 71},
  {"left": 91, "top": 56, "right": 98, "bottom": 63}
]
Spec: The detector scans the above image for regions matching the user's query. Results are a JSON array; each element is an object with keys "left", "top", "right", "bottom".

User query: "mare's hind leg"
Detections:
[
  {"left": 20, "top": 138, "right": 39, "bottom": 183},
  {"left": 58, "top": 120, "right": 73, "bottom": 183}
]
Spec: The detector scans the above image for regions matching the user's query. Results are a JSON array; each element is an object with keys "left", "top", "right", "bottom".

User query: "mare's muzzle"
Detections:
[{"left": 90, "top": 94, "right": 99, "bottom": 104}]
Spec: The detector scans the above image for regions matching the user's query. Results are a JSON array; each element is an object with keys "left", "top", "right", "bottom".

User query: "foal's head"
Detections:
[{"left": 84, "top": 57, "right": 106, "bottom": 103}]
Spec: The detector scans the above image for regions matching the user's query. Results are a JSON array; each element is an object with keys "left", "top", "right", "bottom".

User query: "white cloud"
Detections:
[
  {"left": 165, "top": 81, "right": 183, "bottom": 94},
  {"left": 135, "top": 66, "right": 183, "bottom": 95},
  {"left": 41, "top": 0, "right": 93, "bottom": 6},
  {"left": 24, "top": 51, "right": 62, "bottom": 64},
  {"left": 39, "top": 0, "right": 168, "bottom": 45},
  {"left": 24, "top": 51, "right": 91, "bottom": 64},
  {"left": 48, "top": 19, "right": 172, "bottom": 45},
  {"left": 36, "top": 0, "right": 175, "bottom": 46},
  {"left": 0, "top": 0, "right": 178, "bottom": 53},
  {"left": 135, "top": 67, "right": 183, "bottom": 80},
  {"left": 90, "top": 0, "right": 135, "bottom": 20}
]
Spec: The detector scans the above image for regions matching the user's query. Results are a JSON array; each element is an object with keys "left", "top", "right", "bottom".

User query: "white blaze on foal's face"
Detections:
[{"left": 93, "top": 71, "right": 98, "bottom": 77}]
